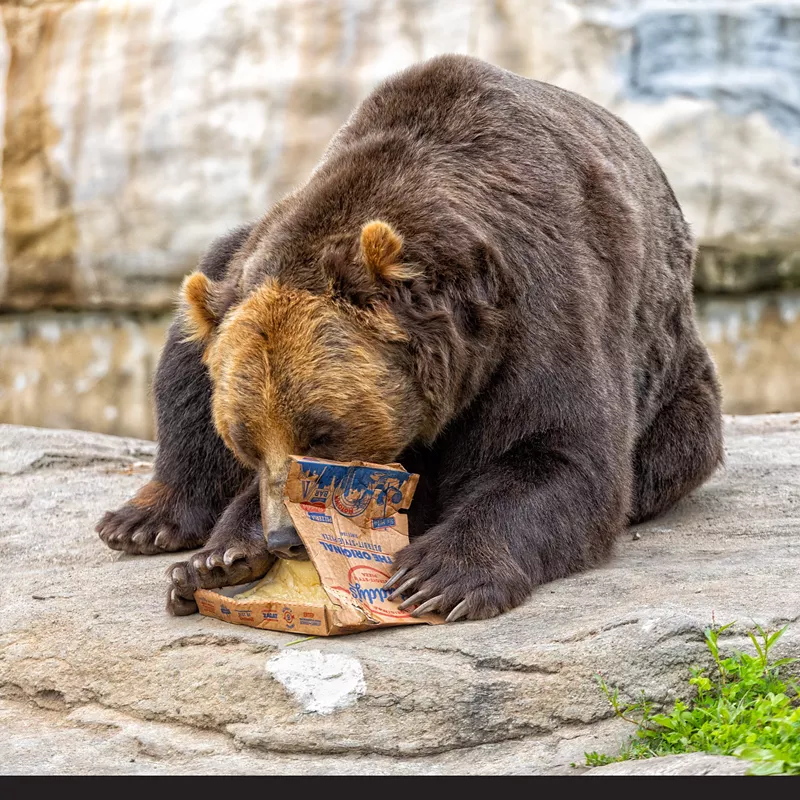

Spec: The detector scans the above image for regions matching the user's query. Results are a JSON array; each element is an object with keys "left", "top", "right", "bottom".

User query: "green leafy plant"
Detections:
[{"left": 584, "top": 622, "right": 800, "bottom": 775}]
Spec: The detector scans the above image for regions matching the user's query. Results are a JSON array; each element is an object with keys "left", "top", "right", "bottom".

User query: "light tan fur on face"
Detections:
[
  {"left": 201, "top": 280, "right": 419, "bottom": 481},
  {"left": 259, "top": 466, "right": 293, "bottom": 535}
]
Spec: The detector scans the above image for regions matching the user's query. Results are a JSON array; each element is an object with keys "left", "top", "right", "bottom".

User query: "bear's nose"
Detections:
[{"left": 267, "top": 526, "right": 308, "bottom": 560}]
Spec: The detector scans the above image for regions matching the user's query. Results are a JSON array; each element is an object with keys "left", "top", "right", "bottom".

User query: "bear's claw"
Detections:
[
  {"left": 154, "top": 528, "right": 173, "bottom": 549},
  {"left": 397, "top": 590, "right": 427, "bottom": 610},
  {"left": 384, "top": 528, "right": 533, "bottom": 622},
  {"left": 408, "top": 594, "right": 444, "bottom": 617},
  {"left": 166, "top": 534, "right": 273, "bottom": 616},
  {"left": 445, "top": 600, "right": 469, "bottom": 623},
  {"left": 168, "top": 588, "right": 198, "bottom": 616},
  {"left": 224, "top": 548, "right": 246, "bottom": 566},
  {"left": 387, "top": 575, "right": 417, "bottom": 601},
  {"left": 96, "top": 481, "right": 214, "bottom": 556},
  {"left": 206, "top": 553, "right": 225, "bottom": 570},
  {"left": 381, "top": 567, "right": 409, "bottom": 591}
]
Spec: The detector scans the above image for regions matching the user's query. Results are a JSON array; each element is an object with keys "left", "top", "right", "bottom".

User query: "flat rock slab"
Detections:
[
  {"left": 587, "top": 753, "right": 752, "bottom": 776},
  {"left": 1, "top": 417, "right": 799, "bottom": 775}
]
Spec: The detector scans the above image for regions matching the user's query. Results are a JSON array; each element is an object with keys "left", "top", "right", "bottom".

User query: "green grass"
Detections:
[{"left": 583, "top": 622, "right": 800, "bottom": 775}]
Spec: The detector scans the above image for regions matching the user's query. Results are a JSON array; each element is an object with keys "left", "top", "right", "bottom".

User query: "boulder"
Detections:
[
  {"left": 3, "top": 296, "right": 800, "bottom": 441},
  {"left": 0, "top": 0, "right": 798, "bottom": 310},
  {"left": 2, "top": 0, "right": 800, "bottom": 439},
  {"left": 1, "top": 414, "right": 798, "bottom": 774},
  {"left": 695, "top": 293, "right": 800, "bottom": 415},
  {"left": 0, "top": 311, "right": 170, "bottom": 439}
]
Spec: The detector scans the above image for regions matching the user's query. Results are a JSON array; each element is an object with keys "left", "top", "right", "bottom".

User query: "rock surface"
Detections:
[
  {"left": 0, "top": 311, "right": 170, "bottom": 439},
  {"left": 0, "top": 0, "right": 798, "bottom": 311},
  {"left": 4, "top": 295, "right": 800, "bottom": 440},
  {"left": 587, "top": 753, "right": 751, "bottom": 776},
  {"left": 1, "top": 415, "right": 798, "bottom": 774},
  {"left": 2, "top": 0, "right": 800, "bottom": 437}
]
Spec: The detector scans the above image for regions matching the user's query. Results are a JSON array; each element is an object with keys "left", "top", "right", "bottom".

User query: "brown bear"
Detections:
[{"left": 96, "top": 54, "right": 723, "bottom": 621}]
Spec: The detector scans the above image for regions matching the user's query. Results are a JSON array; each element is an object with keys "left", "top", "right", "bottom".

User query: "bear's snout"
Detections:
[{"left": 267, "top": 525, "right": 308, "bottom": 560}]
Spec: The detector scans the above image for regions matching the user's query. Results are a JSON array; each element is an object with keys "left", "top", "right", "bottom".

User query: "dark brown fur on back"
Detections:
[{"left": 97, "top": 55, "right": 722, "bottom": 620}]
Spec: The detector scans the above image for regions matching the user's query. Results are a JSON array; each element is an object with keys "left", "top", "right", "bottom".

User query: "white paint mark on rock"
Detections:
[{"left": 266, "top": 649, "right": 366, "bottom": 715}]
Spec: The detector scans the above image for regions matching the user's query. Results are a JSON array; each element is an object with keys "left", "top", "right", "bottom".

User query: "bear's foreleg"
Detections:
[
  {"left": 165, "top": 477, "right": 275, "bottom": 615},
  {"left": 96, "top": 323, "right": 253, "bottom": 555},
  {"left": 385, "top": 438, "right": 626, "bottom": 621}
]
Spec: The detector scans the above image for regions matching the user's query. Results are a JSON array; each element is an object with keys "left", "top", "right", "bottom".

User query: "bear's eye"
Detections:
[
  {"left": 308, "top": 433, "right": 332, "bottom": 451},
  {"left": 300, "top": 411, "right": 344, "bottom": 455}
]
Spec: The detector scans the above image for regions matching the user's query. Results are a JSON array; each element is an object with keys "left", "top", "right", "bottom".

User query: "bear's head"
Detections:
[{"left": 181, "top": 220, "right": 428, "bottom": 549}]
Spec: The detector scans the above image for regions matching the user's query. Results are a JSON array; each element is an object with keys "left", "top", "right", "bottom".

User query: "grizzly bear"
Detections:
[{"left": 96, "top": 54, "right": 723, "bottom": 621}]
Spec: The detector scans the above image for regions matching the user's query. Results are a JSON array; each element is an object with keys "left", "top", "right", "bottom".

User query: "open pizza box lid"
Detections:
[{"left": 195, "top": 456, "right": 442, "bottom": 635}]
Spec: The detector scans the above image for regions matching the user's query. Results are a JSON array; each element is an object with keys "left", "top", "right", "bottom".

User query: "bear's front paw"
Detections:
[
  {"left": 384, "top": 530, "right": 533, "bottom": 622},
  {"left": 96, "top": 481, "right": 215, "bottom": 555},
  {"left": 166, "top": 518, "right": 274, "bottom": 616}
]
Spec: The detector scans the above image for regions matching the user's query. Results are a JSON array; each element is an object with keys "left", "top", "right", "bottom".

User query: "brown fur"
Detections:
[
  {"left": 180, "top": 272, "right": 219, "bottom": 344},
  {"left": 96, "top": 55, "right": 723, "bottom": 620},
  {"left": 360, "top": 220, "right": 420, "bottom": 282},
  {"left": 193, "top": 279, "right": 420, "bottom": 470},
  {"left": 129, "top": 480, "right": 172, "bottom": 509}
]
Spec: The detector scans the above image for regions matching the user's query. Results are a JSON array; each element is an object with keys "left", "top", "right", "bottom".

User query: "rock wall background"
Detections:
[{"left": 1, "top": 0, "right": 799, "bottom": 438}]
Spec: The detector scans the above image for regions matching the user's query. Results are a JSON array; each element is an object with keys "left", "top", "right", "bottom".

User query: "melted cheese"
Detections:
[{"left": 235, "top": 558, "right": 330, "bottom": 605}]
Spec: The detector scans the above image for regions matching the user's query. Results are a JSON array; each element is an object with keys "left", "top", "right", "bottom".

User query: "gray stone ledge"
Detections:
[{"left": 1, "top": 415, "right": 798, "bottom": 774}]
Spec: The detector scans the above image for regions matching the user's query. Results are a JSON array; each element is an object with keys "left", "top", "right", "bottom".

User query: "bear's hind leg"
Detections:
[{"left": 629, "top": 351, "right": 723, "bottom": 525}]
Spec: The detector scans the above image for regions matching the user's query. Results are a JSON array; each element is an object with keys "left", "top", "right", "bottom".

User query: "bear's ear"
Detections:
[
  {"left": 360, "top": 220, "right": 421, "bottom": 283},
  {"left": 180, "top": 271, "right": 224, "bottom": 343}
]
